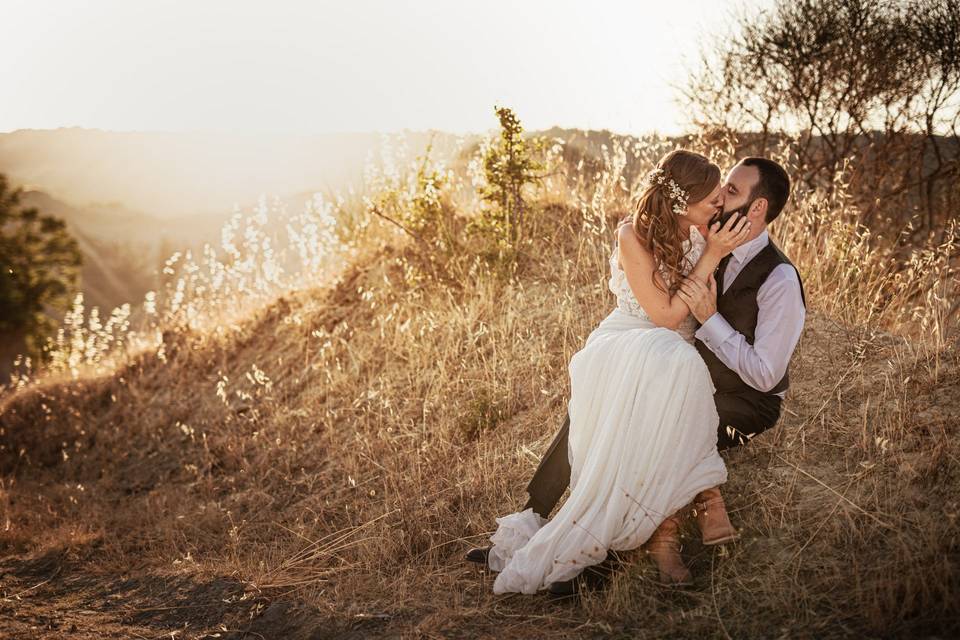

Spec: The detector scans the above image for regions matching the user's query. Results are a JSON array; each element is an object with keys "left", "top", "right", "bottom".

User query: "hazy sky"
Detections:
[{"left": 2, "top": 0, "right": 763, "bottom": 136}]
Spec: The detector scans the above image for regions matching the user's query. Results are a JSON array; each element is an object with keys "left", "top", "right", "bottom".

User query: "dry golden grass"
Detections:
[{"left": 1, "top": 141, "right": 958, "bottom": 638}]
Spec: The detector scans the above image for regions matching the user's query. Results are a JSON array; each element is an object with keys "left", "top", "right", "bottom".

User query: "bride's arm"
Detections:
[{"left": 617, "top": 218, "right": 749, "bottom": 330}]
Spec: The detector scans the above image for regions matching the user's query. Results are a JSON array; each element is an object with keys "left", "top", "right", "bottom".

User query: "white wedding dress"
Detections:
[{"left": 488, "top": 226, "right": 728, "bottom": 594}]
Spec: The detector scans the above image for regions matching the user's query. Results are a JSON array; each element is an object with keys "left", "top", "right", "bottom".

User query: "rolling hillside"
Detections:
[{"left": 1, "top": 193, "right": 957, "bottom": 637}]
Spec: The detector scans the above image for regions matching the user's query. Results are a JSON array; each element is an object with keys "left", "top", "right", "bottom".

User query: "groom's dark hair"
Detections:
[{"left": 741, "top": 157, "right": 790, "bottom": 223}]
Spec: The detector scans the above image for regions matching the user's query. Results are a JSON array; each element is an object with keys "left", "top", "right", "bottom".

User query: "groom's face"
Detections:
[{"left": 721, "top": 163, "right": 761, "bottom": 215}]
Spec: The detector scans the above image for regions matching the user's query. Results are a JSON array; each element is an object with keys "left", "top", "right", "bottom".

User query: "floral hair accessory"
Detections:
[{"left": 646, "top": 167, "right": 689, "bottom": 216}]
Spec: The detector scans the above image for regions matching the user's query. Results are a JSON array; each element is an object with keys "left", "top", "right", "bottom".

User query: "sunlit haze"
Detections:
[{"left": 2, "top": 0, "right": 761, "bottom": 136}]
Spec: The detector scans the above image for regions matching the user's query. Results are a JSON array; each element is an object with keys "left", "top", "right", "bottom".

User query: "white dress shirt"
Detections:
[{"left": 694, "top": 230, "right": 806, "bottom": 398}]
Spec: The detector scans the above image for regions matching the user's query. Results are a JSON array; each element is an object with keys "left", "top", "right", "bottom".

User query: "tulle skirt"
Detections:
[{"left": 489, "top": 308, "right": 727, "bottom": 594}]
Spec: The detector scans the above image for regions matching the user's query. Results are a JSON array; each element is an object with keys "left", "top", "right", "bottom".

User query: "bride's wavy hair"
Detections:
[{"left": 631, "top": 149, "right": 720, "bottom": 293}]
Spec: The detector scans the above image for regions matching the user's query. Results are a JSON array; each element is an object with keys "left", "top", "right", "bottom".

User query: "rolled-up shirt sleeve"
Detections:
[{"left": 694, "top": 264, "right": 805, "bottom": 393}]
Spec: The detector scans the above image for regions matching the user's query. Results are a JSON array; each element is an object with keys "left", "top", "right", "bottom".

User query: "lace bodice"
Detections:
[{"left": 608, "top": 226, "right": 705, "bottom": 342}]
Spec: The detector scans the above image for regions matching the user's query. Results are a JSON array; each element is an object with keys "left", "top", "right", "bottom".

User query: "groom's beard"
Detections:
[{"left": 710, "top": 200, "right": 754, "bottom": 227}]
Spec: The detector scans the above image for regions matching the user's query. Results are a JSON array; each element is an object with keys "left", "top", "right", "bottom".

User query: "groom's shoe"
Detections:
[
  {"left": 465, "top": 546, "right": 491, "bottom": 565},
  {"left": 645, "top": 512, "right": 693, "bottom": 587},
  {"left": 692, "top": 486, "right": 740, "bottom": 545},
  {"left": 546, "top": 552, "right": 621, "bottom": 598}
]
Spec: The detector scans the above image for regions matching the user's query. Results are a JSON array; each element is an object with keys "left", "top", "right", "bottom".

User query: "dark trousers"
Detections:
[{"left": 523, "top": 389, "right": 783, "bottom": 519}]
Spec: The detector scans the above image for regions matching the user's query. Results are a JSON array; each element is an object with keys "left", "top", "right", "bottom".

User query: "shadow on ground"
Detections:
[{"left": 0, "top": 543, "right": 386, "bottom": 640}]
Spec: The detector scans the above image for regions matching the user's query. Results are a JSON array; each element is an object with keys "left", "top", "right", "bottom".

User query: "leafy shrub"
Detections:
[{"left": 365, "top": 143, "right": 464, "bottom": 281}]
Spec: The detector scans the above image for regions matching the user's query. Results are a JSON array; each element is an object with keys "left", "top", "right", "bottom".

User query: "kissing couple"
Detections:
[{"left": 466, "top": 150, "right": 807, "bottom": 596}]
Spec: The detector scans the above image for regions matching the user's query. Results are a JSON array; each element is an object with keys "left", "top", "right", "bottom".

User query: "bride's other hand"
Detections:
[{"left": 705, "top": 214, "right": 751, "bottom": 258}]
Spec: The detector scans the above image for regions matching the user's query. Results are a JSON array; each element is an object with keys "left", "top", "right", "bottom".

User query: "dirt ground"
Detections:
[{"left": 0, "top": 544, "right": 396, "bottom": 640}]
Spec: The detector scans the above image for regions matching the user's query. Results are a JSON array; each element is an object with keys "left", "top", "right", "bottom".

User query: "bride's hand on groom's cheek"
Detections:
[
  {"left": 705, "top": 214, "right": 751, "bottom": 257},
  {"left": 678, "top": 274, "right": 717, "bottom": 323}
]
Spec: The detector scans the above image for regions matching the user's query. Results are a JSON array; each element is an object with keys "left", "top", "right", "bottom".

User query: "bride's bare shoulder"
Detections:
[
  {"left": 617, "top": 223, "right": 652, "bottom": 261},
  {"left": 616, "top": 221, "right": 637, "bottom": 244}
]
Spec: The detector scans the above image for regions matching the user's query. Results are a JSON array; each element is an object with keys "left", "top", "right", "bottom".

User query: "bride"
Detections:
[{"left": 487, "top": 149, "right": 751, "bottom": 594}]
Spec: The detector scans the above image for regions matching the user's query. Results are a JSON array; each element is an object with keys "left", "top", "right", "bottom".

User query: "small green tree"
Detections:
[
  {"left": 0, "top": 173, "right": 82, "bottom": 357},
  {"left": 470, "top": 106, "right": 546, "bottom": 254}
]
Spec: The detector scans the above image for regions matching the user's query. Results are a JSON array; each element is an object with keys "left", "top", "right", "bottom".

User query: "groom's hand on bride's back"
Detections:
[{"left": 678, "top": 274, "right": 717, "bottom": 324}]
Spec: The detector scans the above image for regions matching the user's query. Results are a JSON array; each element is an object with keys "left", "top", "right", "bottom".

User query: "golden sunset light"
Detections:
[{"left": 0, "top": 1, "right": 957, "bottom": 638}]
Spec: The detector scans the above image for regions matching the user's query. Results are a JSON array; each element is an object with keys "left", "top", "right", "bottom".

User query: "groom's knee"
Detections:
[{"left": 715, "top": 392, "right": 780, "bottom": 450}]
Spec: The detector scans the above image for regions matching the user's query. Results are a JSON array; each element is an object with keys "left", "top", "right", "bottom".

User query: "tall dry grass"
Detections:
[{"left": 1, "top": 131, "right": 958, "bottom": 638}]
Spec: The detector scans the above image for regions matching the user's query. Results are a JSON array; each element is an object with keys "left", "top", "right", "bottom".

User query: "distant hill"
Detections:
[
  {"left": 3, "top": 126, "right": 649, "bottom": 317},
  {"left": 17, "top": 190, "right": 163, "bottom": 313},
  {"left": 0, "top": 128, "right": 479, "bottom": 316},
  {"left": 0, "top": 125, "right": 679, "bottom": 321},
  {"left": 0, "top": 128, "right": 470, "bottom": 221}
]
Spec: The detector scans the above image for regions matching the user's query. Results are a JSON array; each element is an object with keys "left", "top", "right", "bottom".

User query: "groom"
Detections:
[{"left": 467, "top": 157, "right": 807, "bottom": 593}]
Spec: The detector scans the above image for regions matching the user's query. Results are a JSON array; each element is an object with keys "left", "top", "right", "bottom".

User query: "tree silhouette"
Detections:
[
  {"left": 684, "top": 0, "right": 960, "bottom": 232},
  {"left": 0, "top": 173, "right": 82, "bottom": 357}
]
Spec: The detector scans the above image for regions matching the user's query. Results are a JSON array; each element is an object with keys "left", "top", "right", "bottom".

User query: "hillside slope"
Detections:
[{"left": 1, "top": 232, "right": 958, "bottom": 638}]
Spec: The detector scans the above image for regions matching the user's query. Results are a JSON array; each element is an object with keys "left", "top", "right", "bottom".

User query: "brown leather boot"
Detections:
[
  {"left": 693, "top": 486, "right": 740, "bottom": 545},
  {"left": 644, "top": 511, "right": 692, "bottom": 587}
]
